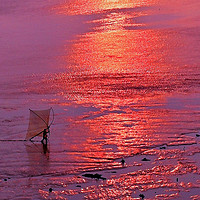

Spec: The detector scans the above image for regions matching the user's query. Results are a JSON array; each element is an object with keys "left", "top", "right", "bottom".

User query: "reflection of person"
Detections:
[
  {"left": 42, "top": 142, "right": 49, "bottom": 156},
  {"left": 41, "top": 128, "right": 48, "bottom": 144}
]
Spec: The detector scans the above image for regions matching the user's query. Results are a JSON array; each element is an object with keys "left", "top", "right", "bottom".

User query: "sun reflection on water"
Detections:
[
  {"left": 52, "top": 0, "right": 158, "bottom": 15},
  {"left": 16, "top": 0, "right": 200, "bottom": 199},
  {"left": 0, "top": 0, "right": 200, "bottom": 199}
]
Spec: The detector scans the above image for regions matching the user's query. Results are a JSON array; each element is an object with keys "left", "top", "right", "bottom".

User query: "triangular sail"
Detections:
[{"left": 26, "top": 109, "right": 51, "bottom": 140}]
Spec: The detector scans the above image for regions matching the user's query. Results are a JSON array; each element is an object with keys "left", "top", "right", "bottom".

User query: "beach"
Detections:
[{"left": 0, "top": 0, "right": 200, "bottom": 199}]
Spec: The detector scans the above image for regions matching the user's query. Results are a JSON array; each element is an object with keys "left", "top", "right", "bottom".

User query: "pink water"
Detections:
[{"left": 0, "top": 0, "right": 200, "bottom": 199}]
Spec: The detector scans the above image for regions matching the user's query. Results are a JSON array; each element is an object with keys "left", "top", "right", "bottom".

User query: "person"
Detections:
[
  {"left": 121, "top": 158, "right": 125, "bottom": 166},
  {"left": 41, "top": 128, "right": 49, "bottom": 144}
]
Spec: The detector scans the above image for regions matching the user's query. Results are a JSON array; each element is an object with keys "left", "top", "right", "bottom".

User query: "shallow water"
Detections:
[{"left": 0, "top": 0, "right": 200, "bottom": 199}]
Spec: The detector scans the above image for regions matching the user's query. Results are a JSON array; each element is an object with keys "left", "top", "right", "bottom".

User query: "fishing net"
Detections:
[{"left": 26, "top": 109, "right": 51, "bottom": 140}]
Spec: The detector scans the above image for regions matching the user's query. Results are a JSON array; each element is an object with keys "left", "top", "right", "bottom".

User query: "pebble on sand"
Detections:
[{"left": 139, "top": 193, "right": 145, "bottom": 199}]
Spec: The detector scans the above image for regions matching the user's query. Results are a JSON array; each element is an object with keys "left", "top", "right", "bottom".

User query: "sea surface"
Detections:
[{"left": 0, "top": 0, "right": 200, "bottom": 199}]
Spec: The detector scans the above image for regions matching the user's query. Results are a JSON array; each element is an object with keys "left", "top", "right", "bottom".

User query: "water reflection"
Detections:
[
  {"left": 26, "top": 143, "right": 50, "bottom": 175},
  {"left": 20, "top": 0, "right": 200, "bottom": 198},
  {"left": 38, "top": 0, "right": 200, "bottom": 156},
  {"left": 53, "top": 0, "right": 157, "bottom": 15},
  {"left": 66, "top": 29, "right": 174, "bottom": 74},
  {"left": 1, "top": 0, "right": 200, "bottom": 199}
]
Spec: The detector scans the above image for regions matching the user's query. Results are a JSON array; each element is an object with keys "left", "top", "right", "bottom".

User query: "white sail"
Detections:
[{"left": 26, "top": 109, "right": 51, "bottom": 140}]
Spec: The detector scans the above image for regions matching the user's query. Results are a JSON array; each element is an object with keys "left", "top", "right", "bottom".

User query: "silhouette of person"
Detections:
[
  {"left": 121, "top": 158, "right": 125, "bottom": 166},
  {"left": 41, "top": 128, "right": 48, "bottom": 144}
]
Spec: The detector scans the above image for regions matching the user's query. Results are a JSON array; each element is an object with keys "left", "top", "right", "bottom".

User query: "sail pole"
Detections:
[
  {"left": 47, "top": 108, "right": 54, "bottom": 137},
  {"left": 49, "top": 107, "right": 55, "bottom": 127},
  {"left": 29, "top": 130, "right": 44, "bottom": 141}
]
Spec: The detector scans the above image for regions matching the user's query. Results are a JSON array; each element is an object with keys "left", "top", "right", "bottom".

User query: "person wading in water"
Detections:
[{"left": 41, "top": 128, "right": 49, "bottom": 144}]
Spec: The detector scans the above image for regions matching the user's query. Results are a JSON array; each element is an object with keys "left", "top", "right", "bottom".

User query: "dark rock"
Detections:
[
  {"left": 82, "top": 173, "right": 106, "bottom": 180},
  {"left": 139, "top": 193, "right": 145, "bottom": 199},
  {"left": 142, "top": 158, "right": 150, "bottom": 161},
  {"left": 76, "top": 185, "right": 81, "bottom": 187}
]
